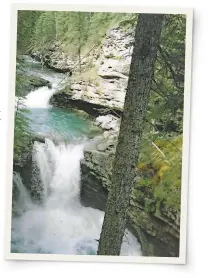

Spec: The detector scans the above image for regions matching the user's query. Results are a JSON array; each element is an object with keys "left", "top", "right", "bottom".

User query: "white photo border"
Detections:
[{"left": 4, "top": 3, "right": 193, "bottom": 264}]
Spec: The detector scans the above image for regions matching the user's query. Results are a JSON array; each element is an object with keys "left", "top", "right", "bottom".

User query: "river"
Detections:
[{"left": 11, "top": 58, "right": 142, "bottom": 256}]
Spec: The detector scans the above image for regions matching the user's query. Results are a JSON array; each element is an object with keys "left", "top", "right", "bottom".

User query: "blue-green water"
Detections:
[
  {"left": 20, "top": 59, "right": 101, "bottom": 141},
  {"left": 28, "top": 107, "right": 101, "bottom": 141}
]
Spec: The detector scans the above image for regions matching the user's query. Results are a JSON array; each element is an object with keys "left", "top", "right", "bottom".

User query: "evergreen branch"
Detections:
[
  {"left": 158, "top": 45, "right": 184, "bottom": 90},
  {"left": 145, "top": 118, "right": 182, "bottom": 154}
]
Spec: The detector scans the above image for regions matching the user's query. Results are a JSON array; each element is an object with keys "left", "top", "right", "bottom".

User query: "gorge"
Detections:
[
  {"left": 12, "top": 12, "right": 184, "bottom": 257},
  {"left": 12, "top": 59, "right": 141, "bottom": 255}
]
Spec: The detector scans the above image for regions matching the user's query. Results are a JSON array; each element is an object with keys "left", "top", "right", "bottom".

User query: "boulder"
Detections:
[
  {"left": 95, "top": 114, "right": 120, "bottom": 132},
  {"left": 31, "top": 53, "right": 41, "bottom": 62}
]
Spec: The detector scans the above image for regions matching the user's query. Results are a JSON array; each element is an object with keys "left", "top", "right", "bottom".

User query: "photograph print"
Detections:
[{"left": 5, "top": 5, "right": 193, "bottom": 263}]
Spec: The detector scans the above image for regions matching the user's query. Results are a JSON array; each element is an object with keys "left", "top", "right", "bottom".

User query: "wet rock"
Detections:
[
  {"left": 95, "top": 114, "right": 120, "bottom": 132},
  {"left": 13, "top": 146, "right": 33, "bottom": 194},
  {"left": 16, "top": 72, "right": 52, "bottom": 96},
  {"left": 32, "top": 133, "right": 46, "bottom": 144},
  {"left": 80, "top": 146, "right": 115, "bottom": 211},
  {"left": 28, "top": 75, "right": 51, "bottom": 89},
  {"left": 31, "top": 53, "right": 41, "bottom": 62}
]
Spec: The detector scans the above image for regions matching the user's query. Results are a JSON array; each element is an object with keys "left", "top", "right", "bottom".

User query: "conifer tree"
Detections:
[
  {"left": 17, "top": 10, "right": 40, "bottom": 54},
  {"left": 97, "top": 14, "right": 165, "bottom": 256}
]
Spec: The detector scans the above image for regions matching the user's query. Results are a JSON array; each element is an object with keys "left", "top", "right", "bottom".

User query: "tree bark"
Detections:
[{"left": 97, "top": 14, "right": 165, "bottom": 256}]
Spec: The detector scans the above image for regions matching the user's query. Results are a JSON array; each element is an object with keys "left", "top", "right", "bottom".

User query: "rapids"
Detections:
[{"left": 12, "top": 59, "right": 142, "bottom": 256}]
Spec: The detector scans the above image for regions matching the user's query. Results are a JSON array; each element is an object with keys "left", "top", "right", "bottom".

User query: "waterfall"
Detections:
[
  {"left": 11, "top": 139, "right": 142, "bottom": 255},
  {"left": 24, "top": 66, "right": 65, "bottom": 109},
  {"left": 24, "top": 86, "right": 55, "bottom": 108},
  {"left": 12, "top": 62, "right": 141, "bottom": 255},
  {"left": 12, "top": 172, "right": 34, "bottom": 216}
]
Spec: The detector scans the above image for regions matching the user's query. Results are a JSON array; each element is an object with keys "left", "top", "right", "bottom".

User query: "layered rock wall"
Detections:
[{"left": 46, "top": 26, "right": 135, "bottom": 112}]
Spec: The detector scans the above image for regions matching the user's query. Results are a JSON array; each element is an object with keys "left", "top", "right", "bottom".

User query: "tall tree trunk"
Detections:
[{"left": 97, "top": 14, "right": 165, "bottom": 256}]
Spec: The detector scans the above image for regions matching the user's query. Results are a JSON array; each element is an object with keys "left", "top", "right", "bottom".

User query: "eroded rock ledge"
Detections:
[{"left": 50, "top": 91, "right": 123, "bottom": 118}]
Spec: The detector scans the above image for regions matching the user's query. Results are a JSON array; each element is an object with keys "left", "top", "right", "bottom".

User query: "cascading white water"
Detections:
[
  {"left": 24, "top": 68, "right": 65, "bottom": 108},
  {"left": 13, "top": 172, "right": 35, "bottom": 216},
  {"left": 12, "top": 62, "right": 142, "bottom": 255},
  {"left": 12, "top": 139, "right": 142, "bottom": 255},
  {"left": 24, "top": 86, "right": 55, "bottom": 108}
]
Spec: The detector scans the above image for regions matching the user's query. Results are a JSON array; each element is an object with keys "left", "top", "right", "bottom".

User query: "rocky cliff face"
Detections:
[
  {"left": 48, "top": 26, "right": 134, "bottom": 112},
  {"left": 31, "top": 42, "right": 75, "bottom": 74},
  {"left": 80, "top": 139, "right": 180, "bottom": 257}
]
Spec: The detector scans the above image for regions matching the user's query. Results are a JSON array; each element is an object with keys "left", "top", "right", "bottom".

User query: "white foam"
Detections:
[
  {"left": 12, "top": 137, "right": 142, "bottom": 255},
  {"left": 24, "top": 86, "right": 55, "bottom": 108}
]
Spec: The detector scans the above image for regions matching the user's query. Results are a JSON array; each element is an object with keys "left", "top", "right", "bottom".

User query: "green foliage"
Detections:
[
  {"left": 56, "top": 12, "right": 89, "bottom": 55},
  {"left": 15, "top": 72, "right": 28, "bottom": 97},
  {"left": 83, "top": 12, "right": 136, "bottom": 53},
  {"left": 17, "top": 11, "right": 136, "bottom": 57},
  {"left": 144, "top": 198, "right": 156, "bottom": 213},
  {"left": 17, "top": 11, "right": 41, "bottom": 54},
  {"left": 32, "top": 11, "right": 56, "bottom": 53},
  {"left": 136, "top": 135, "right": 182, "bottom": 210},
  {"left": 14, "top": 64, "right": 33, "bottom": 162},
  {"left": 14, "top": 107, "right": 32, "bottom": 161},
  {"left": 149, "top": 15, "right": 186, "bottom": 133}
]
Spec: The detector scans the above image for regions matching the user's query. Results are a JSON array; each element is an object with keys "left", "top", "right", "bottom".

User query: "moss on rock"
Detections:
[{"left": 16, "top": 73, "right": 51, "bottom": 97}]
